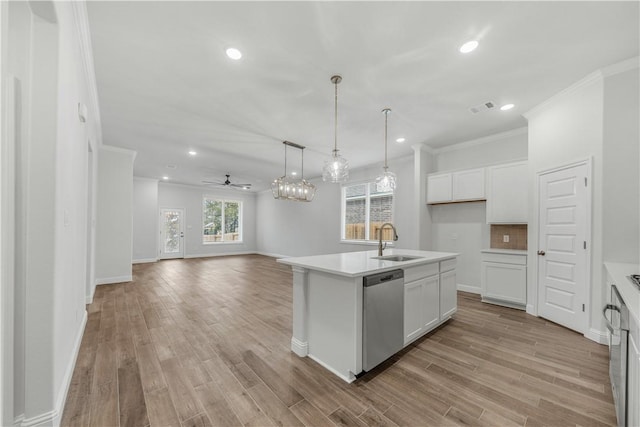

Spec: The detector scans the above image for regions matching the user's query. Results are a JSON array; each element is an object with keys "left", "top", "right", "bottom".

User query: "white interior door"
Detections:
[
  {"left": 159, "top": 208, "right": 184, "bottom": 259},
  {"left": 537, "top": 162, "right": 589, "bottom": 333}
]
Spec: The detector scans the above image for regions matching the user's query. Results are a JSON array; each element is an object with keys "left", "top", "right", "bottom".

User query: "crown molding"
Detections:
[
  {"left": 430, "top": 127, "right": 527, "bottom": 155},
  {"left": 601, "top": 56, "right": 639, "bottom": 78},
  {"left": 71, "top": 1, "right": 102, "bottom": 146},
  {"left": 101, "top": 144, "right": 137, "bottom": 159}
]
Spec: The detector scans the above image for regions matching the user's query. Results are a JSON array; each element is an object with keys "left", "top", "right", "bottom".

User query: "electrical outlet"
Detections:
[{"left": 503, "top": 235, "right": 510, "bottom": 243}]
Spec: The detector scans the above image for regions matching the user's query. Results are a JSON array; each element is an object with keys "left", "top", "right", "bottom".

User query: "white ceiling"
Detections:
[{"left": 86, "top": 1, "right": 639, "bottom": 191}]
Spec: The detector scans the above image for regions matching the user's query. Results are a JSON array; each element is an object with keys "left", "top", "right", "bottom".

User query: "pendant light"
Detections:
[
  {"left": 322, "top": 75, "right": 349, "bottom": 183},
  {"left": 272, "top": 141, "right": 316, "bottom": 202},
  {"left": 375, "top": 108, "right": 397, "bottom": 192}
]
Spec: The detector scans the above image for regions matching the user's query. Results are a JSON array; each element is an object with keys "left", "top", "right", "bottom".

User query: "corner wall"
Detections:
[{"left": 133, "top": 177, "right": 158, "bottom": 263}]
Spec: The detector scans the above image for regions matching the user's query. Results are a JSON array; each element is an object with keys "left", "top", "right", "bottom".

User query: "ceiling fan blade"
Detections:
[
  {"left": 229, "top": 183, "right": 251, "bottom": 187},
  {"left": 202, "top": 180, "right": 224, "bottom": 185}
]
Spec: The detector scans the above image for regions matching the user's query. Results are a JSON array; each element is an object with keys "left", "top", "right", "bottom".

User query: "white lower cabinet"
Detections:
[
  {"left": 629, "top": 322, "right": 640, "bottom": 427},
  {"left": 481, "top": 251, "right": 527, "bottom": 309},
  {"left": 403, "top": 258, "right": 456, "bottom": 346}
]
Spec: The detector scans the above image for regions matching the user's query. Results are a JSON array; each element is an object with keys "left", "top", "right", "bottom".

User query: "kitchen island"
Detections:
[{"left": 277, "top": 249, "right": 458, "bottom": 382}]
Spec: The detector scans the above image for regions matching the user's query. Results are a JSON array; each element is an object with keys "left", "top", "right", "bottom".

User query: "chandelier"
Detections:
[
  {"left": 322, "top": 75, "right": 349, "bottom": 183},
  {"left": 272, "top": 141, "right": 316, "bottom": 202},
  {"left": 375, "top": 108, "right": 397, "bottom": 192}
]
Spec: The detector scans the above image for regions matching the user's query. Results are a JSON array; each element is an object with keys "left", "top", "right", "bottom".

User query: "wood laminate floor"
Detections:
[{"left": 61, "top": 255, "right": 616, "bottom": 427}]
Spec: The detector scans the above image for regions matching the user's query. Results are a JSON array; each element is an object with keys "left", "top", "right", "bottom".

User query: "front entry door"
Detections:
[
  {"left": 160, "top": 208, "right": 184, "bottom": 259},
  {"left": 537, "top": 162, "right": 589, "bottom": 333}
]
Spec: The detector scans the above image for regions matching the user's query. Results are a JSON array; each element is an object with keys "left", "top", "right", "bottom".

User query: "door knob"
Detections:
[
  {"left": 180, "top": 232, "right": 184, "bottom": 238},
  {"left": 537, "top": 250, "right": 545, "bottom": 256}
]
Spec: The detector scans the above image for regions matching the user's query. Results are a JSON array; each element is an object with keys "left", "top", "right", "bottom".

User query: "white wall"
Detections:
[
  {"left": 95, "top": 146, "right": 135, "bottom": 284},
  {"left": 525, "top": 71, "right": 605, "bottom": 341},
  {"left": 4, "top": 1, "right": 103, "bottom": 425},
  {"left": 429, "top": 129, "right": 529, "bottom": 293},
  {"left": 256, "top": 156, "right": 417, "bottom": 257},
  {"left": 602, "top": 67, "right": 640, "bottom": 264},
  {"left": 158, "top": 182, "right": 257, "bottom": 257},
  {"left": 133, "top": 177, "right": 159, "bottom": 262}
]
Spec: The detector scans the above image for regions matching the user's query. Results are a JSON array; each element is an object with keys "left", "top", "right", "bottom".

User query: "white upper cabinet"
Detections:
[
  {"left": 486, "top": 161, "right": 528, "bottom": 224},
  {"left": 427, "top": 168, "right": 485, "bottom": 204},
  {"left": 426, "top": 173, "right": 453, "bottom": 204}
]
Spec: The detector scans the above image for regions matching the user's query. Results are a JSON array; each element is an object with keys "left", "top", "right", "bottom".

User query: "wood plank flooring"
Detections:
[{"left": 61, "top": 255, "right": 616, "bottom": 426}]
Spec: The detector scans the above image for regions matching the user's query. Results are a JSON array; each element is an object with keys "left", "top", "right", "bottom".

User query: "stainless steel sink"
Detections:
[{"left": 372, "top": 255, "right": 424, "bottom": 262}]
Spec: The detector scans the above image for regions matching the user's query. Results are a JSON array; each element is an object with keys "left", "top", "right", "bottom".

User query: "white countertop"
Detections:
[
  {"left": 604, "top": 262, "right": 640, "bottom": 325},
  {"left": 481, "top": 248, "right": 528, "bottom": 255},
  {"left": 277, "top": 249, "right": 459, "bottom": 278}
]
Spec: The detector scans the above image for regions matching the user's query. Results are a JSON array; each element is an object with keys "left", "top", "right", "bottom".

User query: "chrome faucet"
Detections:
[{"left": 378, "top": 223, "right": 399, "bottom": 256}]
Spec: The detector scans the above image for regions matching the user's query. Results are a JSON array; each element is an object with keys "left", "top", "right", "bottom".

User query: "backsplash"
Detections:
[{"left": 490, "top": 224, "right": 528, "bottom": 250}]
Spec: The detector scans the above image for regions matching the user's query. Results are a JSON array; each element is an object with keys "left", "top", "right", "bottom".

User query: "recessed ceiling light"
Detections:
[
  {"left": 396, "top": 137, "right": 406, "bottom": 143},
  {"left": 226, "top": 47, "right": 242, "bottom": 60},
  {"left": 291, "top": 171, "right": 297, "bottom": 176},
  {"left": 162, "top": 176, "right": 169, "bottom": 180},
  {"left": 459, "top": 40, "right": 479, "bottom": 54},
  {"left": 500, "top": 103, "right": 515, "bottom": 111},
  {"left": 242, "top": 186, "right": 250, "bottom": 190},
  {"left": 188, "top": 150, "right": 197, "bottom": 156}
]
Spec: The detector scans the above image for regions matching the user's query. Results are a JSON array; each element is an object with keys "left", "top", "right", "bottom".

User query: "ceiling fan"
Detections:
[{"left": 202, "top": 174, "right": 252, "bottom": 189}]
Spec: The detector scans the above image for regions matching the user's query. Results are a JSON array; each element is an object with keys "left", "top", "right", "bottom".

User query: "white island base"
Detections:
[{"left": 278, "top": 249, "right": 458, "bottom": 382}]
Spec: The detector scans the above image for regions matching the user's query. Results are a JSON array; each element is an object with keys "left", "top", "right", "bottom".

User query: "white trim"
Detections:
[
  {"left": 457, "top": 284, "right": 481, "bottom": 294},
  {"left": 14, "top": 311, "right": 87, "bottom": 427},
  {"left": 535, "top": 157, "right": 593, "bottom": 336},
  {"left": 585, "top": 327, "right": 608, "bottom": 345},
  {"left": 183, "top": 251, "right": 255, "bottom": 259},
  {"left": 525, "top": 72, "right": 603, "bottom": 119},
  {"left": 70, "top": 1, "right": 102, "bottom": 147},
  {"left": 290, "top": 337, "right": 308, "bottom": 357},
  {"left": 100, "top": 144, "right": 137, "bottom": 159},
  {"left": 132, "top": 258, "right": 157, "bottom": 264},
  {"left": 85, "top": 286, "right": 94, "bottom": 304},
  {"left": 429, "top": 127, "right": 528, "bottom": 154},
  {"left": 133, "top": 176, "right": 158, "bottom": 183},
  {"left": 600, "top": 56, "right": 639, "bottom": 78},
  {"left": 96, "top": 275, "right": 132, "bottom": 285},
  {"left": 526, "top": 304, "right": 536, "bottom": 316},
  {"left": 412, "top": 143, "right": 435, "bottom": 155},
  {"left": 307, "top": 354, "right": 354, "bottom": 383},
  {"left": 255, "top": 251, "right": 288, "bottom": 259}
]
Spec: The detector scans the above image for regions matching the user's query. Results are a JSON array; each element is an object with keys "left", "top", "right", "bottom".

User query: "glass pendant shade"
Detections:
[
  {"left": 322, "top": 75, "right": 349, "bottom": 183},
  {"left": 272, "top": 141, "right": 316, "bottom": 202},
  {"left": 322, "top": 150, "right": 349, "bottom": 183},
  {"left": 375, "top": 108, "right": 396, "bottom": 192},
  {"left": 376, "top": 168, "right": 397, "bottom": 192}
]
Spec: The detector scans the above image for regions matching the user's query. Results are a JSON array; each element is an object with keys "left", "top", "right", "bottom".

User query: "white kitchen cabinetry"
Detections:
[
  {"left": 427, "top": 168, "right": 485, "bottom": 204},
  {"left": 629, "top": 319, "right": 640, "bottom": 427},
  {"left": 486, "top": 161, "right": 528, "bottom": 224},
  {"left": 403, "top": 259, "right": 457, "bottom": 345},
  {"left": 481, "top": 250, "right": 527, "bottom": 309}
]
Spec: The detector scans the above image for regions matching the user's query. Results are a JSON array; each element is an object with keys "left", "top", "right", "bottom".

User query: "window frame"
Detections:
[
  {"left": 340, "top": 180, "right": 395, "bottom": 245},
  {"left": 202, "top": 196, "right": 243, "bottom": 245}
]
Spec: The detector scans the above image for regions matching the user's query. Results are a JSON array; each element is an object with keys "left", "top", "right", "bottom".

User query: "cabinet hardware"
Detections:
[{"left": 537, "top": 250, "right": 545, "bottom": 256}]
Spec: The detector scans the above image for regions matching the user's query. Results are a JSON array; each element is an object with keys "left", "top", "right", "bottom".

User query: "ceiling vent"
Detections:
[{"left": 469, "top": 101, "right": 495, "bottom": 114}]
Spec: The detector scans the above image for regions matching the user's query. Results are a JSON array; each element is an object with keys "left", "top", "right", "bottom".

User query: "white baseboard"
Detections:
[
  {"left": 290, "top": 337, "right": 308, "bottom": 356},
  {"left": 256, "top": 251, "right": 289, "bottom": 259},
  {"left": 526, "top": 304, "right": 536, "bottom": 316},
  {"left": 307, "top": 353, "right": 355, "bottom": 383},
  {"left": 457, "top": 283, "right": 481, "bottom": 294},
  {"left": 132, "top": 258, "right": 157, "bottom": 264},
  {"left": 585, "top": 327, "right": 608, "bottom": 345},
  {"left": 95, "top": 275, "right": 132, "bottom": 285},
  {"left": 85, "top": 286, "right": 95, "bottom": 304},
  {"left": 184, "top": 251, "right": 255, "bottom": 259},
  {"left": 15, "top": 311, "right": 87, "bottom": 427}
]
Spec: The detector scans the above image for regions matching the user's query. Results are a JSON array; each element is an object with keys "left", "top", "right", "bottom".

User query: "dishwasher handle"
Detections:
[
  {"left": 602, "top": 304, "right": 619, "bottom": 334},
  {"left": 363, "top": 269, "right": 404, "bottom": 287}
]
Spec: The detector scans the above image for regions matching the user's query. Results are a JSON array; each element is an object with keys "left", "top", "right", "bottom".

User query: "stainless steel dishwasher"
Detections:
[{"left": 363, "top": 269, "right": 404, "bottom": 372}]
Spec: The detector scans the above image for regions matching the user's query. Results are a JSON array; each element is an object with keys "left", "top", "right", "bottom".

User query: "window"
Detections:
[
  {"left": 342, "top": 182, "right": 394, "bottom": 242},
  {"left": 203, "top": 198, "right": 242, "bottom": 243}
]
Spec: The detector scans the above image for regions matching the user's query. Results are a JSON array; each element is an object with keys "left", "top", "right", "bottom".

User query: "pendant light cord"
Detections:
[{"left": 334, "top": 80, "right": 338, "bottom": 154}]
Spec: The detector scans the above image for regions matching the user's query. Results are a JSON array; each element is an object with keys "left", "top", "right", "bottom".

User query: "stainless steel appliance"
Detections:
[
  {"left": 363, "top": 269, "right": 404, "bottom": 372},
  {"left": 604, "top": 285, "right": 630, "bottom": 426}
]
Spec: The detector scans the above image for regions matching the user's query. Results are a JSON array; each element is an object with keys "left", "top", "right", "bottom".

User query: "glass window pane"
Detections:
[
  {"left": 369, "top": 182, "right": 393, "bottom": 196},
  {"left": 345, "top": 184, "right": 366, "bottom": 198},
  {"left": 369, "top": 195, "right": 393, "bottom": 241},
  {"left": 224, "top": 202, "right": 240, "bottom": 241},
  {"left": 163, "top": 211, "right": 180, "bottom": 253},
  {"left": 203, "top": 199, "right": 222, "bottom": 243},
  {"left": 345, "top": 198, "right": 366, "bottom": 240}
]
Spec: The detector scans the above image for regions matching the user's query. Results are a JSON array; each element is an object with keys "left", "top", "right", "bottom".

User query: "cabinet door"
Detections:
[
  {"left": 486, "top": 161, "right": 528, "bottom": 224},
  {"left": 440, "top": 270, "right": 457, "bottom": 320},
  {"left": 422, "top": 275, "right": 440, "bottom": 331},
  {"left": 427, "top": 173, "right": 452, "bottom": 204},
  {"left": 481, "top": 261, "right": 526, "bottom": 305},
  {"left": 452, "top": 168, "right": 485, "bottom": 201},
  {"left": 404, "top": 280, "right": 424, "bottom": 344},
  {"left": 629, "top": 331, "right": 640, "bottom": 427}
]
